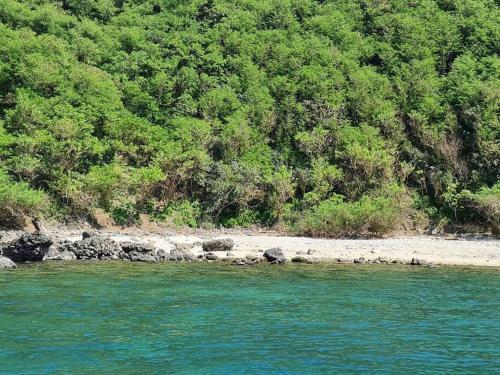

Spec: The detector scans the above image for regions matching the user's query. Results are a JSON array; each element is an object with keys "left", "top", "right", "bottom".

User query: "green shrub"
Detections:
[
  {"left": 155, "top": 200, "right": 201, "bottom": 228},
  {"left": 0, "top": 169, "right": 47, "bottom": 227},
  {"left": 297, "top": 186, "right": 408, "bottom": 237},
  {"left": 451, "top": 184, "right": 500, "bottom": 234},
  {"left": 221, "top": 209, "right": 258, "bottom": 228}
]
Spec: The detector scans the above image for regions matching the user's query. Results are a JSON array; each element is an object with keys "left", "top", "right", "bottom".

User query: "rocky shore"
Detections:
[{"left": 0, "top": 228, "right": 499, "bottom": 269}]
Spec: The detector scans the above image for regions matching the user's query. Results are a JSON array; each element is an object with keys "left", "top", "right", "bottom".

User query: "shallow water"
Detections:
[{"left": 0, "top": 262, "right": 499, "bottom": 374}]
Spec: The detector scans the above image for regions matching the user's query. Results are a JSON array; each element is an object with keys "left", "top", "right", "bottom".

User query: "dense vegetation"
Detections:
[{"left": 0, "top": 0, "right": 498, "bottom": 235}]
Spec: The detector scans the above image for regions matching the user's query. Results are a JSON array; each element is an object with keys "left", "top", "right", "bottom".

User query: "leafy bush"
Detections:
[
  {"left": 297, "top": 186, "right": 409, "bottom": 237},
  {"left": 154, "top": 200, "right": 201, "bottom": 228},
  {"left": 450, "top": 184, "right": 500, "bottom": 234},
  {"left": 0, "top": 170, "right": 47, "bottom": 227}
]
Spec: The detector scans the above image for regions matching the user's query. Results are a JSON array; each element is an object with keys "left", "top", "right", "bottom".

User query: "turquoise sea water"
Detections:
[{"left": 0, "top": 262, "right": 499, "bottom": 374}]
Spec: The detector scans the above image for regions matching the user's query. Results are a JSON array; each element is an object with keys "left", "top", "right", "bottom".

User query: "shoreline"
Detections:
[{"left": 2, "top": 227, "right": 499, "bottom": 267}]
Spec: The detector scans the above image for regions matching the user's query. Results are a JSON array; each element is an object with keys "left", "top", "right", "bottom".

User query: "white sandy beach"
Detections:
[{"left": 9, "top": 228, "right": 495, "bottom": 267}]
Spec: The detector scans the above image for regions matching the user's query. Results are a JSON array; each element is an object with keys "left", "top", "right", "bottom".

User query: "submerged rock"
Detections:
[
  {"left": 202, "top": 238, "right": 234, "bottom": 252},
  {"left": 1, "top": 233, "right": 53, "bottom": 262},
  {"left": 0, "top": 256, "right": 16, "bottom": 269},
  {"left": 263, "top": 248, "right": 286, "bottom": 264}
]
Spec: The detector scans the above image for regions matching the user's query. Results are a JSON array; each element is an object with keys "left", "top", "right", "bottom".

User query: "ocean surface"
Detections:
[{"left": 0, "top": 262, "right": 499, "bottom": 374}]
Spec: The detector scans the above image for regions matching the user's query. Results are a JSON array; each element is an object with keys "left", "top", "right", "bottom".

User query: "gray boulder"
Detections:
[
  {"left": 2, "top": 233, "right": 53, "bottom": 262},
  {"left": 67, "top": 236, "right": 121, "bottom": 260},
  {"left": 307, "top": 249, "right": 317, "bottom": 255},
  {"left": 43, "top": 245, "right": 77, "bottom": 261},
  {"left": 292, "top": 256, "right": 321, "bottom": 264},
  {"left": 202, "top": 238, "right": 234, "bottom": 252},
  {"left": 120, "top": 241, "right": 157, "bottom": 254},
  {"left": 156, "top": 249, "right": 169, "bottom": 262},
  {"left": 0, "top": 256, "right": 16, "bottom": 269},
  {"left": 263, "top": 248, "right": 286, "bottom": 264},
  {"left": 205, "top": 252, "right": 219, "bottom": 261},
  {"left": 354, "top": 257, "right": 366, "bottom": 264},
  {"left": 291, "top": 256, "right": 308, "bottom": 263},
  {"left": 128, "top": 251, "right": 158, "bottom": 262},
  {"left": 169, "top": 245, "right": 195, "bottom": 261}
]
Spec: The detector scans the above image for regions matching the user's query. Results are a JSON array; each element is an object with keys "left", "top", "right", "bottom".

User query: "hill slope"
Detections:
[{"left": 0, "top": 0, "right": 498, "bottom": 234}]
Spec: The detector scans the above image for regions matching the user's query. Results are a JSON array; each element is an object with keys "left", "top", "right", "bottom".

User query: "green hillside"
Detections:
[{"left": 0, "top": 0, "right": 498, "bottom": 235}]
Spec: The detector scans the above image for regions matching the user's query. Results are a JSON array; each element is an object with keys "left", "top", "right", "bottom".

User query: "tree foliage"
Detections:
[{"left": 0, "top": 0, "right": 498, "bottom": 234}]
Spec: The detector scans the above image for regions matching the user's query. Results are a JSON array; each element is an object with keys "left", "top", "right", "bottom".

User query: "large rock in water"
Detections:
[
  {"left": 263, "top": 248, "right": 286, "bottom": 264},
  {"left": 0, "top": 256, "right": 16, "bottom": 269},
  {"left": 1, "top": 233, "right": 53, "bottom": 262},
  {"left": 202, "top": 238, "right": 234, "bottom": 252},
  {"left": 66, "top": 236, "right": 121, "bottom": 260}
]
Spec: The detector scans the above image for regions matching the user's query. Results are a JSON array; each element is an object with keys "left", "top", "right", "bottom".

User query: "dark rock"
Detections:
[
  {"left": 120, "top": 241, "right": 156, "bottom": 254},
  {"left": 205, "top": 253, "right": 219, "bottom": 261},
  {"left": 82, "top": 231, "right": 99, "bottom": 240},
  {"left": 335, "top": 258, "right": 350, "bottom": 263},
  {"left": 354, "top": 257, "right": 366, "bottom": 264},
  {"left": 128, "top": 251, "right": 157, "bottom": 262},
  {"left": 0, "top": 256, "right": 16, "bottom": 269},
  {"left": 263, "top": 248, "right": 286, "bottom": 264},
  {"left": 67, "top": 236, "right": 121, "bottom": 260},
  {"left": 378, "top": 256, "right": 389, "bottom": 264},
  {"left": 307, "top": 249, "right": 317, "bottom": 255},
  {"left": 410, "top": 258, "right": 429, "bottom": 266},
  {"left": 202, "top": 238, "right": 234, "bottom": 252},
  {"left": 2, "top": 233, "right": 53, "bottom": 262}
]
